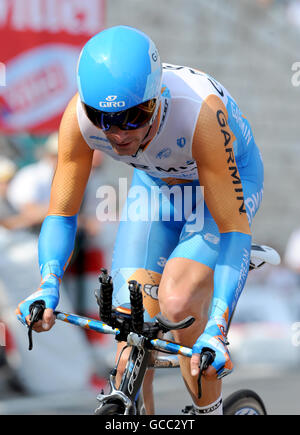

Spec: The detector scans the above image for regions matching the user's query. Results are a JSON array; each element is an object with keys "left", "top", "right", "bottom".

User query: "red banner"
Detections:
[{"left": 0, "top": 0, "right": 106, "bottom": 134}]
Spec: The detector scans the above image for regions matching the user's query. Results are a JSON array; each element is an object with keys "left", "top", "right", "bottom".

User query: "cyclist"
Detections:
[{"left": 16, "top": 25, "right": 264, "bottom": 415}]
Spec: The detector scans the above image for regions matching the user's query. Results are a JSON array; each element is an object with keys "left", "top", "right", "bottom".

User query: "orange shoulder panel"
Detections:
[
  {"left": 48, "top": 94, "right": 94, "bottom": 216},
  {"left": 192, "top": 94, "right": 251, "bottom": 235}
]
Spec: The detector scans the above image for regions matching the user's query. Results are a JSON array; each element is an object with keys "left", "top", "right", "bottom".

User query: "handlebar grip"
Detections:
[{"left": 128, "top": 280, "right": 144, "bottom": 333}]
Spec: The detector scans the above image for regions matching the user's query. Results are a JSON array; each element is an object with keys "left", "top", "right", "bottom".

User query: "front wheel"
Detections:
[{"left": 223, "top": 389, "right": 267, "bottom": 415}]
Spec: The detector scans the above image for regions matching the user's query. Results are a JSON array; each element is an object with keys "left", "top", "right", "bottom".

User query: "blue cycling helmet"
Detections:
[{"left": 77, "top": 25, "right": 162, "bottom": 117}]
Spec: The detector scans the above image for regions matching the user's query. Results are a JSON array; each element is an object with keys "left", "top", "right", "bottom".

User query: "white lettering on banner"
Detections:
[
  {"left": 6, "top": 64, "right": 64, "bottom": 111},
  {"left": 0, "top": 0, "right": 103, "bottom": 34},
  {"left": 0, "top": 62, "right": 5, "bottom": 86},
  {"left": 0, "top": 45, "right": 79, "bottom": 130},
  {"left": 0, "top": 0, "right": 9, "bottom": 27},
  {"left": 29, "top": 0, "right": 43, "bottom": 31}
]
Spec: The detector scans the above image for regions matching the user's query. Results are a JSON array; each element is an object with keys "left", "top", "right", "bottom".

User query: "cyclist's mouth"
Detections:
[
  {"left": 109, "top": 139, "right": 140, "bottom": 155},
  {"left": 113, "top": 141, "right": 132, "bottom": 148},
  {"left": 116, "top": 142, "right": 131, "bottom": 147}
]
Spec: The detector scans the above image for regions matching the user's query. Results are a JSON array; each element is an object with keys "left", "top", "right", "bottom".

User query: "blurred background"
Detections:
[{"left": 0, "top": 0, "right": 300, "bottom": 415}]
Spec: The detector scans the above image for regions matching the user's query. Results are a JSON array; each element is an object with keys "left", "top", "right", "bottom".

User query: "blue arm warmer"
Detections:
[
  {"left": 38, "top": 215, "right": 78, "bottom": 280},
  {"left": 209, "top": 231, "right": 252, "bottom": 326}
]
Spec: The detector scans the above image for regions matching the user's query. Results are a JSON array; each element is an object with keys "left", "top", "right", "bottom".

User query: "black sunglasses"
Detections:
[{"left": 83, "top": 99, "right": 157, "bottom": 131}]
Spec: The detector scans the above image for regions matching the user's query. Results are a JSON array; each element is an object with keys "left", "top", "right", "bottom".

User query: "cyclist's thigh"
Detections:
[{"left": 111, "top": 170, "right": 184, "bottom": 322}]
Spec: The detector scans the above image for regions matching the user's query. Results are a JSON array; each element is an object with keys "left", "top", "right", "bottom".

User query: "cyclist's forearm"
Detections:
[
  {"left": 38, "top": 214, "right": 78, "bottom": 280},
  {"left": 209, "top": 231, "right": 252, "bottom": 328}
]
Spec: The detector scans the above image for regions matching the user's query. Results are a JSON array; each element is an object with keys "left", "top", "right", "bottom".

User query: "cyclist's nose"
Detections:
[{"left": 106, "top": 126, "right": 128, "bottom": 141}]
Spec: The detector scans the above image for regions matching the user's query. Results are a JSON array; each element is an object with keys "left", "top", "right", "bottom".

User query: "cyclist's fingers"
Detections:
[
  {"left": 42, "top": 309, "right": 55, "bottom": 330},
  {"left": 25, "top": 309, "right": 55, "bottom": 332},
  {"left": 190, "top": 353, "right": 200, "bottom": 377},
  {"left": 30, "top": 320, "right": 44, "bottom": 332},
  {"left": 25, "top": 316, "right": 43, "bottom": 332},
  {"left": 43, "top": 308, "right": 55, "bottom": 324},
  {"left": 32, "top": 319, "right": 55, "bottom": 333},
  {"left": 202, "top": 365, "right": 217, "bottom": 378}
]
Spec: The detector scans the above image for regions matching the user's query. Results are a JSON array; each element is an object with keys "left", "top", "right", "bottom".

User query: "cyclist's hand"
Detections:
[
  {"left": 16, "top": 275, "right": 59, "bottom": 332},
  {"left": 191, "top": 318, "right": 233, "bottom": 379}
]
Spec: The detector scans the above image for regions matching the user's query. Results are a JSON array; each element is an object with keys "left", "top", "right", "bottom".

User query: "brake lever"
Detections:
[
  {"left": 198, "top": 348, "right": 216, "bottom": 399},
  {"left": 28, "top": 300, "right": 46, "bottom": 351}
]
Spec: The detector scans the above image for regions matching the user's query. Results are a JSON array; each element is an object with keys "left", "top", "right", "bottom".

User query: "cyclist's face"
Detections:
[{"left": 104, "top": 124, "right": 151, "bottom": 156}]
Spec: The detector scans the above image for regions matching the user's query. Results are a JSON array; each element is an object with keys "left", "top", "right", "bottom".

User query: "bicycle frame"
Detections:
[{"left": 111, "top": 337, "right": 152, "bottom": 414}]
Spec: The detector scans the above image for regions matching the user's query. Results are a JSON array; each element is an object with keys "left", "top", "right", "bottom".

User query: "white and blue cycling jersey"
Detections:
[{"left": 77, "top": 64, "right": 264, "bottom": 322}]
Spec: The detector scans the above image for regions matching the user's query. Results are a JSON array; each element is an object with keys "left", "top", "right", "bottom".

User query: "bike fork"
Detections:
[{"left": 95, "top": 340, "right": 152, "bottom": 415}]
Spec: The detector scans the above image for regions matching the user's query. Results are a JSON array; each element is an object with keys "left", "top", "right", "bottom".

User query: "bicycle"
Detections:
[{"left": 26, "top": 243, "right": 280, "bottom": 415}]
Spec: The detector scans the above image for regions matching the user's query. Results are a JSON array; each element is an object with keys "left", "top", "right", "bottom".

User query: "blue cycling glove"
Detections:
[
  {"left": 16, "top": 263, "right": 60, "bottom": 325},
  {"left": 192, "top": 316, "right": 233, "bottom": 379}
]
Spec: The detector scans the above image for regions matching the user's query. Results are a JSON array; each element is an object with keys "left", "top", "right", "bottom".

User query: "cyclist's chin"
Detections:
[{"left": 111, "top": 141, "right": 140, "bottom": 156}]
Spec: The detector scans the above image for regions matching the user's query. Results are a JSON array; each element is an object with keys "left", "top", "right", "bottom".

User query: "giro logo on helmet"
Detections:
[
  {"left": 152, "top": 51, "right": 158, "bottom": 62},
  {"left": 99, "top": 96, "right": 126, "bottom": 109}
]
